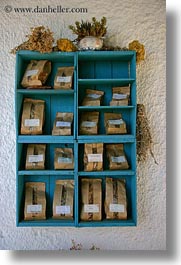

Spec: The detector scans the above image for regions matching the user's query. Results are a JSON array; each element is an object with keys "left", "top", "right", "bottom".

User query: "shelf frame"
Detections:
[{"left": 15, "top": 50, "right": 137, "bottom": 227}]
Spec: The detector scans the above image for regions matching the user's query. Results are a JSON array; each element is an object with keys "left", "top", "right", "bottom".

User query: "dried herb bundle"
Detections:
[
  {"left": 69, "top": 17, "right": 107, "bottom": 41},
  {"left": 136, "top": 104, "right": 158, "bottom": 164},
  {"left": 11, "top": 26, "right": 54, "bottom": 54}
]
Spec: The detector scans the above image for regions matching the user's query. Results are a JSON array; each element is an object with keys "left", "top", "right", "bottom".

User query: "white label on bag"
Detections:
[
  {"left": 27, "top": 204, "right": 42, "bottom": 213},
  {"left": 84, "top": 204, "right": 100, "bottom": 213},
  {"left": 58, "top": 157, "right": 72, "bottom": 164},
  {"left": 111, "top": 156, "right": 126, "bottom": 163},
  {"left": 56, "top": 121, "right": 71, "bottom": 127},
  {"left": 57, "top": 76, "right": 72, "bottom": 83},
  {"left": 28, "top": 154, "right": 44, "bottom": 163},
  {"left": 25, "top": 69, "right": 39, "bottom": 77},
  {"left": 81, "top": 121, "right": 96, "bottom": 127},
  {"left": 56, "top": 205, "right": 71, "bottom": 214},
  {"left": 108, "top": 119, "right": 124, "bottom": 125},
  {"left": 109, "top": 204, "right": 125, "bottom": 213},
  {"left": 87, "top": 93, "right": 101, "bottom": 99},
  {"left": 113, "top": 93, "right": 127, "bottom": 100},
  {"left": 25, "top": 119, "right": 40, "bottom": 127},
  {"left": 88, "top": 154, "right": 103, "bottom": 162}
]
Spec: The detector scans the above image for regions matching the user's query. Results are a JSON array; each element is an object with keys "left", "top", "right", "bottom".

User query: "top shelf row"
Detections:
[{"left": 15, "top": 51, "right": 136, "bottom": 90}]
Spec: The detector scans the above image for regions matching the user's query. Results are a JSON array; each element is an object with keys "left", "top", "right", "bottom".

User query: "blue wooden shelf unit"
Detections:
[{"left": 15, "top": 50, "right": 137, "bottom": 227}]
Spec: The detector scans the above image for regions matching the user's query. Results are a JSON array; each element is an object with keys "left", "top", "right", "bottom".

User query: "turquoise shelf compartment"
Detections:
[{"left": 15, "top": 50, "right": 137, "bottom": 227}]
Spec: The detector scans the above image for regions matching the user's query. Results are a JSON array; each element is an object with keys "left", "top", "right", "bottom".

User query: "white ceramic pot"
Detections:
[{"left": 78, "top": 36, "right": 103, "bottom": 50}]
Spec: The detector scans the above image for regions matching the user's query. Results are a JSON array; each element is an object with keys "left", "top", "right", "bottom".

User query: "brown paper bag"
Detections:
[
  {"left": 54, "top": 148, "right": 74, "bottom": 170},
  {"left": 54, "top": 66, "right": 74, "bottom": 89},
  {"left": 110, "top": 86, "right": 130, "bottom": 106},
  {"left": 53, "top": 180, "right": 74, "bottom": 219},
  {"left": 84, "top": 143, "right": 103, "bottom": 171},
  {"left": 79, "top": 112, "right": 99, "bottom": 135},
  {"left": 21, "top": 60, "right": 51, "bottom": 88},
  {"left": 24, "top": 182, "right": 46, "bottom": 220},
  {"left": 82, "top": 89, "right": 104, "bottom": 106},
  {"left": 106, "top": 144, "right": 129, "bottom": 170},
  {"left": 80, "top": 178, "right": 102, "bottom": 221},
  {"left": 20, "top": 98, "right": 45, "bottom": 135},
  {"left": 25, "top": 144, "right": 46, "bottom": 170},
  {"left": 104, "top": 113, "right": 127, "bottom": 134},
  {"left": 52, "top": 112, "right": 73, "bottom": 135},
  {"left": 105, "top": 178, "right": 127, "bottom": 220}
]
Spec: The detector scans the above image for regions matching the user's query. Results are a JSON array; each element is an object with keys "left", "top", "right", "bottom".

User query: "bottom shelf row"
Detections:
[{"left": 18, "top": 175, "right": 137, "bottom": 226}]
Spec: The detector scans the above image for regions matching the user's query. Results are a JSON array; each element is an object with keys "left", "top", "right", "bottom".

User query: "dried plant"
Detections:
[
  {"left": 70, "top": 239, "right": 100, "bottom": 250},
  {"left": 101, "top": 45, "right": 129, "bottom": 51},
  {"left": 70, "top": 239, "right": 83, "bottom": 250},
  {"left": 69, "top": 17, "right": 107, "bottom": 41},
  {"left": 11, "top": 26, "right": 54, "bottom": 54},
  {"left": 90, "top": 244, "right": 100, "bottom": 250},
  {"left": 136, "top": 104, "right": 158, "bottom": 164}
]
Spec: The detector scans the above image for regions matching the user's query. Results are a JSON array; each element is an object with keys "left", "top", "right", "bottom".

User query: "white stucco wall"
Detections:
[{"left": 0, "top": 0, "right": 166, "bottom": 250}]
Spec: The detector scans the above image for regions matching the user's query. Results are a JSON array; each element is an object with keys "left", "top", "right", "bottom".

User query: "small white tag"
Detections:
[
  {"left": 108, "top": 119, "right": 124, "bottom": 125},
  {"left": 27, "top": 204, "right": 42, "bottom": 213},
  {"left": 84, "top": 204, "right": 100, "bottom": 213},
  {"left": 109, "top": 204, "right": 125, "bottom": 213},
  {"left": 88, "top": 154, "right": 103, "bottom": 162},
  {"left": 24, "top": 119, "right": 40, "bottom": 127},
  {"left": 56, "top": 205, "right": 71, "bottom": 214},
  {"left": 111, "top": 156, "right": 126, "bottom": 163},
  {"left": 58, "top": 157, "right": 72, "bottom": 164},
  {"left": 81, "top": 121, "right": 96, "bottom": 127},
  {"left": 25, "top": 69, "right": 39, "bottom": 77},
  {"left": 113, "top": 93, "right": 127, "bottom": 100},
  {"left": 28, "top": 154, "right": 44, "bottom": 163},
  {"left": 87, "top": 94, "right": 101, "bottom": 99},
  {"left": 56, "top": 121, "right": 71, "bottom": 127},
  {"left": 57, "top": 76, "right": 72, "bottom": 83}
]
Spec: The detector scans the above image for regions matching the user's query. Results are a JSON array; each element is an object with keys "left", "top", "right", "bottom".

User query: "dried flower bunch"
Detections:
[
  {"left": 11, "top": 26, "right": 54, "bottom": 54},
  {"left": 69, "top": 17, "right": 107, "bottom": 41},
  {"left": 136, "top": 104, "right": 158, "bottom": 164},
  {"left": 129, "top": 40, "right": 145, "bottom": 63}
]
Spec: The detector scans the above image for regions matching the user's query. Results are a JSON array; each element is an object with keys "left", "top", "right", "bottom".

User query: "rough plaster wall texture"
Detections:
[{"left": 0, "top": 0, "right": 166, "bottom": 250}]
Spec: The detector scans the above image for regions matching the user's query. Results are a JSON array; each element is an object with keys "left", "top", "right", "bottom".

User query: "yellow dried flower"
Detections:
[
  {"left": 57, "top": 38, "right": 77, "bottom": 52},
  {"left": 129, "top": 40, "right": 145, "bottom": 63}
]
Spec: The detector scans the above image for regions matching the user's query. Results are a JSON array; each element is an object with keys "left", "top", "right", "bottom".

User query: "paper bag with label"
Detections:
[
  {"left": 81, "top": 89, "right": 104, "bottom": 106},
  {"left": 25, "top": 144, "right": 46, "bottom": 170},
  {"left": 24, "top": 182, "right": 46, "bottom": 220},
  {"left": 52, "top": 112, "right": 73, "bottom": 135},
  {"left": 80, "top": 178, "right": 102, "bottom": 221},
  {"left": 84, "top": 143, "right": 103, "bottom": 171},
  {"left": 54, "top": 66, "right": 74, "bottom": 89},
  {"left": 110, "top": 86, "right": 130, "bottom": 106},
  {"left": 54, "top": 148, "right": 74, "bottom": 170},
  {"left": 21, "top": 60, "right": 51, "bottom": 88},
  {"left": 20, "top": 98, "right": 45, "bottom": 135},
  {"left": 79, "top": 112, "right": 99, "bottom": 135},
  {"left": 105, "top": 178, "right": 127, "bottom": 220},
  {"left": 104, "top": 113, "right": 127, "bottom": 134},
  {"left": 106, "top": 144, "right": 129, "bottom": 170},
  {"left": 53, "top": 180, "right": 74, "bottom": 219}
]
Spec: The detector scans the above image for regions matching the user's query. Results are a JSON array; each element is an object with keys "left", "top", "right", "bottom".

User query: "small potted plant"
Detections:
[{"left": 69, "top": 17, "right": 107, "bottom": 50}]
